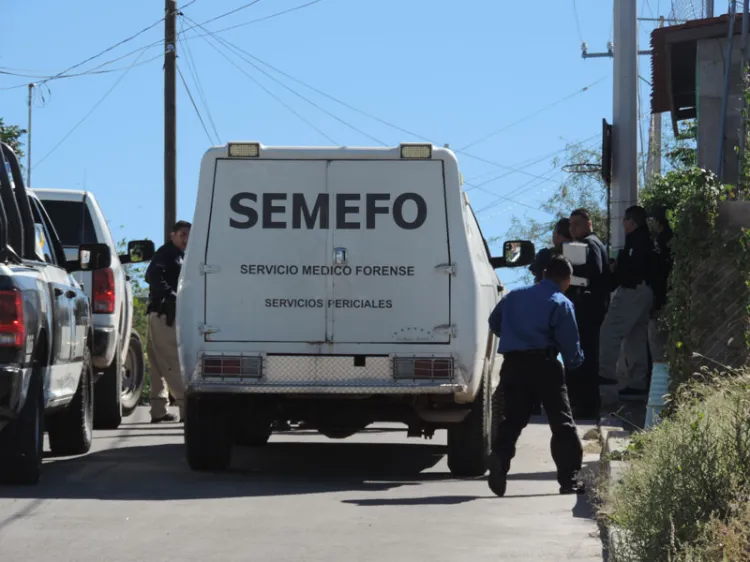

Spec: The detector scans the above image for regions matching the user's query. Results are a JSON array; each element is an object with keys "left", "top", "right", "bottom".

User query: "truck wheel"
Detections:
[
  {"left": 48, "top": 347, "right": 94, "bottom": 457},
  {"left": 185, "top": 395, "right": 232, "bottom": 471},
  {"left": 447, "top": 375, "right": 491, "bottom": 478},
  {"left": 0, "top": 363, "right": 44, "bottom": 485},
  {"left": 93, "top": 341, "right": 123, "bottom": 430},
  {"left": 121, "top": 331, "right": 145, "bottom": 417}
]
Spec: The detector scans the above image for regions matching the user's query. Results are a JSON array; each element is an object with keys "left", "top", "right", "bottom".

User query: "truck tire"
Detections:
[
  {"left": 93, "top": 341, "right": 123, "bottom": 430},
  {"left": 185, "top": 395, "right": 232, "bottom": 471},
  {"left": 48, "top": 347, "right": 94, "bottom": 457},
  {"left": 447, "top": 374, "right": 492, "bottom": 478},
  {"left": 0, "top": 362, "right": 44, "bottom": 485},
  {"left": 121, "top": 331, "right": 145, "bottom": 417}
]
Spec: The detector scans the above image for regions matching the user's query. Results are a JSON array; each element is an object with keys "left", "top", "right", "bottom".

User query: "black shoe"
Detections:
[
  {"left": 560, "top": 481, "right": 586, "bottom": 495},
  {"left": 487, "top": 455, "right": 507, "bottom": 497},
  {"left": 619, "top": 387, "right": 648, "bottom": 401},
  {"left": 598, "top": 377, "right": 618, "bottom": 386},
  {"left": 151, "top": 413, "right": 179, "bottom": 424}
]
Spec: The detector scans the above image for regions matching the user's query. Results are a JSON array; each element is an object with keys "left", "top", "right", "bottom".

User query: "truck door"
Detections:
[{"left": 325, "top": 159, "right": 452, "bottom": 345}]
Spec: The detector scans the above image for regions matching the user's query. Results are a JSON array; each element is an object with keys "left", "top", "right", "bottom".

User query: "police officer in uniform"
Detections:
[
  {"left": 487, "top": 255, "right": 585, "bottom": 497},
  {"left": 145, "top": 220, "right": 191, "bottom": 423},
  {"left": 568, "top": 208, "right": 611, "bottom": 419},
  {"left": 529, "top": 218, "right": 573, "bottom": 284}
]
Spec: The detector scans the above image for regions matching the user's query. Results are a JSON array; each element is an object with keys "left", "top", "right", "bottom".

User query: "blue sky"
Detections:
[{"left": 0, "top": 0, "right": 668, "bottom": 288}]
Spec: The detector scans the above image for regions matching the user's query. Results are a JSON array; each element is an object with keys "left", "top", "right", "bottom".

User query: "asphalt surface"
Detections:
[{"left": 0, "top": 407, "right": 604, "bottom": 562}]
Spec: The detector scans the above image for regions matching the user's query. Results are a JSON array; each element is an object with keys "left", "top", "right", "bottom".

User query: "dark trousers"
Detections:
[
  {"left": 566, "top": 320, "right": 602, "bottom": 419},
  {"left": 491, "top": 352, "right": 583, "bottom": 488}
]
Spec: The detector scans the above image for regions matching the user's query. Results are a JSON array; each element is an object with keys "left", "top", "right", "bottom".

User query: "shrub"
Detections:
[{"left": 603, "top": 373, "right": 750, "bottom": 562}]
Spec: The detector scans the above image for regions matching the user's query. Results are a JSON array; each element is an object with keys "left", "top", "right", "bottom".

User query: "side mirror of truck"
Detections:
[
  {"left": 69, "top": 243, "right": 112, "bottom": 272},
  {"left": 119, "top": 239, "right": 155, "bottom": 264},
  {"left": 490, "top": 240, "right": 535, "bottom": 269}
]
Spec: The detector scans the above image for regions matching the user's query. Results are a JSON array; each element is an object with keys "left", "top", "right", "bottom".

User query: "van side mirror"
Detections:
[
  {"left": 119, "top": 239, "right": 155, "bottom": 264},
  {"left": 69, "top": 243, "right": 112, "bottom": 272},
  {"left": 490, "top": 240, "right": 535, "bottom": 269}
]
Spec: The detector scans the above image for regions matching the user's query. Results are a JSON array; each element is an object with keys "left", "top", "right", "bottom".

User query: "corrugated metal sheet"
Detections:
[{"left": 650, "top": 14, "right": 745, "bottom": 128}]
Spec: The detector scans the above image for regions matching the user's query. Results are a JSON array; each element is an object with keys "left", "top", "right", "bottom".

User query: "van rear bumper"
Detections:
[{"left": 187, "top": 353, "right": 466, "bottom": 396}]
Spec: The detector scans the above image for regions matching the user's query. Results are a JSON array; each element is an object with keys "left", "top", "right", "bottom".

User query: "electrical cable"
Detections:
[
  {"left": 184, "top": 18, "right": 338, "bottom": 144},
  {"left": 184, "top": 15, "right": 386, "bottom": 145},
  {"left": 33, "top": 48, "right": 149, "bottom": 169},
  {"left": 572, "top": 0, "right": 585, "bottom": 42},
  {"left": 457, "top": 76, "right": 609, "bottom": 151},
  {"left": 178, "top": 20, "right": 221, "bottom": 143},
  {"left": 205, "top": 0, "right": 324, "bottom": 35},
  {"left": 177, "top": 63, "right": 215, "bottom": 144}
]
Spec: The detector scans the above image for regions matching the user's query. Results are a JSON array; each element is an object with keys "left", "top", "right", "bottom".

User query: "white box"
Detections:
[{"left": 563, "top": 241, "right": 588, "bottom": 266}]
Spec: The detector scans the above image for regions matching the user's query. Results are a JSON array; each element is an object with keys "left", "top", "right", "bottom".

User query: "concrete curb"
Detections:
[{"left": 598, "top": 418, "right": 634, "bottom": 560}]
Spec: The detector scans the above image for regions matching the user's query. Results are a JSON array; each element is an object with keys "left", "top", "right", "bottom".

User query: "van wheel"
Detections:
[
  {"left": 318, "top": 428, "right": 359, "bottom": 440},
  {"left": 93, "top": 341, "right": 123, "bottom": 430},
  {"left": 185, "top": 395, "right": 232, "bottom": 470},
  {"left": 0, "top": 363, "right": 44, "bottom": 485},
  {"left": 121, "top": 331, "right": 145, "bottom": 417},
  {"left": 447, "top": 375, "right": 490, "bottom": 478},
  {"left": 48, "top": 347, "right": 94, "bottom": 457},
  {"left": 234, "top": 421, "right": 271, "bottom": 447}
]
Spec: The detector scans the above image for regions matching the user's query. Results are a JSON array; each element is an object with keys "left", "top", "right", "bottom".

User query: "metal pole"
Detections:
[
  {"left": 717, "top": 0, "right": 738, "bottom": 182},
  {"left": 706, "top": 0, "right": 715, "bottom": 18},
  {"left": 164, "top": 0, "right": 177, "bottom": 244},
  {"left": 738, "top": 0, "right": 750, "bottom": 191},
  {"left": 611, "top": 0, "right": 639, "bottom": 252},
  {"left": 26, "top": 83, "right": 34, "bottom": 187}
]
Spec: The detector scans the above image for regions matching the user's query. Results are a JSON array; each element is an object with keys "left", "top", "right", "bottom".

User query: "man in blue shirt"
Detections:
[{"left": 487, "top": 255, "right": 585, "bottom": 497}]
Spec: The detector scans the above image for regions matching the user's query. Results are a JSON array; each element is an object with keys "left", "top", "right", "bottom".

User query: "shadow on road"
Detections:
[{"left": 0, "top": 440, "right": 448, "bottom": 502}]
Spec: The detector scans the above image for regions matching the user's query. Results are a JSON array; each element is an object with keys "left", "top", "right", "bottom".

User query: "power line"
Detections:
[
  {"left": 177, "top": 64, "right": 214, "bottom": 144},
  {"left": 183, "top": 16, "right": 338, "bottom": 144},
  {"left": 572, "top": 0, "right": 585, "bottom": 42},
  {"left": 33, "top": 49, "right": 149, "bottom": 169},
  {"left": 178, "top": 20, "right": 221, "bottom": 143},
  {"left": 205, "top": 0, "right": 325, "bottom": 34},
  {"left": 457, "top": 76, "right": 609, "bottom": 151},
  {"left": 185, "top": 15, "right": 386, "bottom": 145}
]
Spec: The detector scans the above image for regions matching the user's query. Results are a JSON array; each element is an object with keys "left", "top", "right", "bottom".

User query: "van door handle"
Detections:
[
  {"left": 65, "top": 290, "right": 77, "bottom": 299},
  {"left": 54, "top": 288, "right": 64, "bottom": 298}
]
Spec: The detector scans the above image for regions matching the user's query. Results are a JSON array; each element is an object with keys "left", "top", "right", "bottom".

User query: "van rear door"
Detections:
[
  {"left": 326, "top": 160, "right": 451, "bottom": 344},
  {"left": 204, "top": 159, "right": 329, "bottom": 343}
]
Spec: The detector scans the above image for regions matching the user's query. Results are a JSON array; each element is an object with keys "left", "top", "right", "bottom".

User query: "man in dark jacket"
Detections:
[
  {"left": 599, "top": 206, "right": 655, "bottom": 401},
  {"left": 145, "top": 220, "right": 191, "bottom": 423},
  {"left": 566, "top": 208, "right": 611, "bottom": 419},
  {"left": 647, "top": 206, "right": 673, "bottom": 386}
]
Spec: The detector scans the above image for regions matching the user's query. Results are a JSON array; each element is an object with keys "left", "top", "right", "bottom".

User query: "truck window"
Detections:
[{"left": 39, "top": 199, "right": 98, "bottom": 246}]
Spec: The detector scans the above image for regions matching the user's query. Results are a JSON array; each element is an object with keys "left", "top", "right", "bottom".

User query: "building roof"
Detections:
[{"left": 651, "top": 14, "right": 746, "bottom": 132}]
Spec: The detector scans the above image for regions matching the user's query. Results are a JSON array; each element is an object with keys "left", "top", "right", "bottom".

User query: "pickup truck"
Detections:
[
  {"left": 33, "top": 189, "right": 154, "bottom": 429},
  {"left": 0, "top": 142, "right": 116, "bottom": 485}
]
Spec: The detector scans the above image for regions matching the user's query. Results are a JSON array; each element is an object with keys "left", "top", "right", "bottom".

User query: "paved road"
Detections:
[{"left": 0, "top": 407, "right": 604, "bottom": 562}]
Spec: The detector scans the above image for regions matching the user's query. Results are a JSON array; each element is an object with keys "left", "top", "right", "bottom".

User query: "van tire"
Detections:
[
  {"left": 121, "top": 331, "right": 145, "bottom": 417},
  {"left": 185, "top": 395, "right": 232, "bottom": 470},
  {"left": 48, "top": 347, "right": 94, "bottom": 457},
  {"left": 93, "top": 341, "right": 123, "bottom": 430},
  {"left": 447, "top": 375, "right": 491, "bottom": 478},
  {"left": 0, "top": 361, "right": 44, "bottom": 485},
  {"left": 234, "top": 422, "right": 271, "bottom": 447}
]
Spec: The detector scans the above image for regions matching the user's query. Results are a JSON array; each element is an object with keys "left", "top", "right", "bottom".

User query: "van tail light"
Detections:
[
  {"left": 0, "top": 289, "right": 25, "bottom": 348},
  {"left": 201, "top": 355, "right": 262, "bottom": 379},
  {"left": 393, "top": 357, "right": 454, "bottom": 380},
  {"left": 93, "top": 268, "right": 115, "bottom": 314}
]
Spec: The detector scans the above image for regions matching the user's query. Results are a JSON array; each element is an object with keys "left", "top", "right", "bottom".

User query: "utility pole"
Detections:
[
  {"left": 164, "top": 0, "right": 177, "bottom": 244},
  {"left": 738, "top": 0, "right": 749, "bottom": 189},
  {"left": 706, "top": 0, "right": 715, "bottom": 18},
  {"left": 611, "top": 0, "right": 639, "bottom": 252},
  {"left": 646, "top": 16, "right": 665, "bottom": 182},
  {"left": 26, "top": 83, "right": 34, "bottom": 188}
]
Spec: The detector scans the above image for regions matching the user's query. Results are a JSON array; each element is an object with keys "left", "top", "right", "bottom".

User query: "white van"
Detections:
[{"left": 177, "top": 142, "right": 534, "bottom": 475}]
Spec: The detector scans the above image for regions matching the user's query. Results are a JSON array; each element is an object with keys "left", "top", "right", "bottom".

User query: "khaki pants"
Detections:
[
  {"left": 599, "top": 283, "right": 654, "bottom": 391},
  {"left": 147, "top": 312, "right": 185, "bottom": 419}
]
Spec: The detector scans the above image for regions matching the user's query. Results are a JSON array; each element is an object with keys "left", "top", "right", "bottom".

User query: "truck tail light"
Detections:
[
  {"left": 93, "top": 267, "right": 115, "bottom": 314},
  {"left": 201, "top": 355, "right": 262, "bottom": 378},
  {"left": 0, "top": 289, "right": 25, "bottom": 348},
  {"left": 393, "top": 357, "right": 454, "bottom": 380}
]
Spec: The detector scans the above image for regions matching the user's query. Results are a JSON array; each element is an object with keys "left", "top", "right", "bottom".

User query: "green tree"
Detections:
[
  {"left": 497, "top": 141, "right": 610, "bottom": 252},
  {"left": 0, "top": 117, "right": 26, "bottom": 157}
]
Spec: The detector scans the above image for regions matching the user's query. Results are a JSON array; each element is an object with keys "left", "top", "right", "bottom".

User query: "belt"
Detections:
[{"left": 504, "top": 348, "right": 558, "bottom": 360}]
